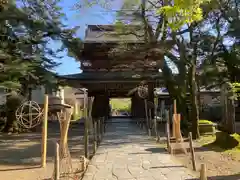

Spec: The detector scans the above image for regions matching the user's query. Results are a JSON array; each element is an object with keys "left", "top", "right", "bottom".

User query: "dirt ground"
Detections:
[
  {"left": 2, "top": 120, "right": 240, "bottom": 180},
  {"left": 170, "top": 136, "right": 240, "bottom": 180},
  {"left": 0, "top": 121, "right": 93, "bottom": 180}
]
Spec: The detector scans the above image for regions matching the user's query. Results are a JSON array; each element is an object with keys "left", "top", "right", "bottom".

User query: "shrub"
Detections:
[{"left": 3, "top": 92, "right": 23, "bottom": 132}]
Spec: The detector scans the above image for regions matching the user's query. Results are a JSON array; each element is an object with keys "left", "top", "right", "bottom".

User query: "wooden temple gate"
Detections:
[{"left": 59, "top": 25, "right": 163, "bottom": 122}]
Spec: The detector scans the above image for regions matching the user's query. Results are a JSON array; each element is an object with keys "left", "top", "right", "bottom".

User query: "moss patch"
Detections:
[
  {"left": 199, "top": 132, "right": 240, "bottom": 152},
  {"left": 198, "top": 119, "right": 213, "bottom": 125},
  {"left": 198, "top": 119, "right": 215, "bottom": 135},
  {"left": 229, "top": 133, "right": 240, "bottom": 151},
  {"left": 197, "top": 135, "right": 216, "bottom": 145}
]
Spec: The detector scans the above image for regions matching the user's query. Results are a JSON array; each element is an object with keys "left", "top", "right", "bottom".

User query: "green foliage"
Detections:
[
  {"left": 0, "top": 0, "right": 82, "bottom": 132},
  {"left": 157, "top": 0, "right": 211, "bottom": 30},
  {"left": 0, "top": 0, "right": 81, "bottom": 92},
  {"left": 6, "top": 91, "right": 23, "bottom": 111},
  {"left": 231, "top": 82, "right": 240, "bottom": 94},
  {"left": 110, "top": 98, "right": 131, "bottom": 112},
  {"left": 3, "top": 91, "right": 23, "bottom": 132}
]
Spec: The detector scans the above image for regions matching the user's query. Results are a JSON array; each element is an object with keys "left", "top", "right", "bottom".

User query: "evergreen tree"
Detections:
[{"left": 0, "top": 0, "right": 82, "bottom": 132}]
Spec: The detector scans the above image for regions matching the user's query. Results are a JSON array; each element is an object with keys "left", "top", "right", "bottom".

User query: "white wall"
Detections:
[
  {"left": 31, "top": 86, "right": 46, "bottom": 104},
  {"left": 0, "top": 86, "right": 85, "bottom": 106}
]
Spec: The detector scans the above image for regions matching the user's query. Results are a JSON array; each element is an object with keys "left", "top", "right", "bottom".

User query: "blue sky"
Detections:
[{"left": 53, "top": 0, "right": 122, "bottom": 75}]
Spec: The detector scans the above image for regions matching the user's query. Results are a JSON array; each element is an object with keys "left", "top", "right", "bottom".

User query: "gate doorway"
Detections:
[{"left": 109, "top": 98, "right": 131, "bottom": 117}]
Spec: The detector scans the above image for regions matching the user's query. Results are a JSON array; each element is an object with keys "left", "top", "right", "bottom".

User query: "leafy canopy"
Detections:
[{"left": 157, "top": 0, "right": 211, "bottom": 30}]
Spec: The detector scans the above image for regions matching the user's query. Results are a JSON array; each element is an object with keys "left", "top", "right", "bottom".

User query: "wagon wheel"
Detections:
[{"left": 15, "top": 101, "right": 43, "bottom": 129}]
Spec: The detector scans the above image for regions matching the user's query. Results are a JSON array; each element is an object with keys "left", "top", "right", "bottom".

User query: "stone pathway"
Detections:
[{"left": 82, "top": 119, "right": 198, "bottom": 180}]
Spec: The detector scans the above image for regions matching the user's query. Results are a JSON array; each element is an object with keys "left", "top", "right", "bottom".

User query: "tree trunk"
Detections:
[
  {"left": 162, "top": 60, "right": 190, "bottom": 134},
  {"left": 189, "top": 66, "right": 200, "bottom": 139},
  {"left": 162, "top": 63, "right": 188, "bottom": 117},
  {"left": 3, "top": 109, "right": 18, "bottom": 133}
]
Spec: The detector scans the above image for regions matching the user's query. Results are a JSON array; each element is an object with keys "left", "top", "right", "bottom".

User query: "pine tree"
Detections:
[{"left": 0, "top": 0, "right": 81, "bottom": 132}]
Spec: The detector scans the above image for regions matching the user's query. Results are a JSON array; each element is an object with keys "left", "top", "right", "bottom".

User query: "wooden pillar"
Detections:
[
  {"left": 92, "top": 93, "right": 107, "bottom": 118},
  {"left": 132, "top": 95, "right": 139, "bottom": 119},
  {"left": 105, "top": 95, "right": 110, "bottom": 119},
  {"left": 134, "top": 93, "right": 145, "bottom": 119},
  {"left": 160, "top": 100, "right": 165, "bottom": 119},
  {"left": 148, "top": 82, "right": 155, "bottom": 120}
]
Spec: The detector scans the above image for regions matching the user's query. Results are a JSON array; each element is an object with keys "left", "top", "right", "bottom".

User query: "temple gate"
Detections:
[{"left": 59, "top": 25, "right": 163, "bottom": 121}]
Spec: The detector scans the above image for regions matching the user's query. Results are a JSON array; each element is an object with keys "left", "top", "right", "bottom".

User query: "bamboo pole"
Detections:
[
  {"left": 200, "top": 164, "right": 207, "bottom": 180},
  {"left": 54, "top": 142, "right": 60, "bottom": 180},
  {"left": 41, "top": 94, "right": 48, "bottom": 168},
  {"left": 189, "top": 132, "right": 197, "bottom": 171}
]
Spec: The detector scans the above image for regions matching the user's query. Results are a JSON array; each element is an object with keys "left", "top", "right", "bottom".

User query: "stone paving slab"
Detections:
[{"left": 82, "top": 119, "right": 198, "bottom": 180}]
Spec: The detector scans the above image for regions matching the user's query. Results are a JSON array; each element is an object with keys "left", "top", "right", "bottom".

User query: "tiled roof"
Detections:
[
  {"left": 155, "top": 87, "right": 220, "bottom": 95},
  {"left": 59, "top": 71, "right": 162, "bottom": 81},
  {"left": 84, "top": 25, "right": 144, "bottom": 43}
]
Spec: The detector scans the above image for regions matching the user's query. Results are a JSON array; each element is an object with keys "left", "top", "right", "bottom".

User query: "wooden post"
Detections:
[
  {"left": 200, "top": 164, "right": 207, "bottom": 180},
  {"left": 175, "top": 114, "right": 181, "bottom": 141},
  {"left": 173, "top": 99, "right": 177, "bottom": 114},
  {"left": 160, "top": 100, "right": 165, "bottom": 121},
  {"left": 93, "top": 121, "right": 97, "bottom": 153},
  {"left": 154, "top": 97, "right": 159, "bottom": 141},
  {"left": 41, "top": 94, "right": 48, "bottom": 168},
  {"left": 96, "top": 119, "right": 100, "bottom": 145},
  {"left": 101, "top": 117, "right": 103, "bottom": 136},
  {"left": 154, "top": 114, "right": 158, "bottom": 141},
  {"left": 172, "top": 114, "right": 176, "bottom": 138},
  {"left": 161, "top": 100, "right": 165, "bottom": 116},
  {"left": 165, "top": 110, "right": 171, "bottom": 154},
  {"left": 144, "top": 99, "right": 149, "bottom": 134},
  {"left": 98, "top": 118, "right": 101, "bottom": 142},
  {"left": 189, "top": 132, "right": 197, "bottom": 171},
  {"left": 148, "top": 109, "right": 152, "bottom": 136},
  {"left": 103, "top": 117, "right": 105, "bottom": 133},
  {"left": 83, "top": 91, "right": 89, "bottom": 159},
  {"left": 54, "top": 142, "right": 60, "bottom": 180}
]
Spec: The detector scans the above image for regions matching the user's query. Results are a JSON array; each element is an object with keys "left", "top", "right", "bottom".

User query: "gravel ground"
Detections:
[{"left": 0, "top": 121, "right": 92, "bottom": 180}]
